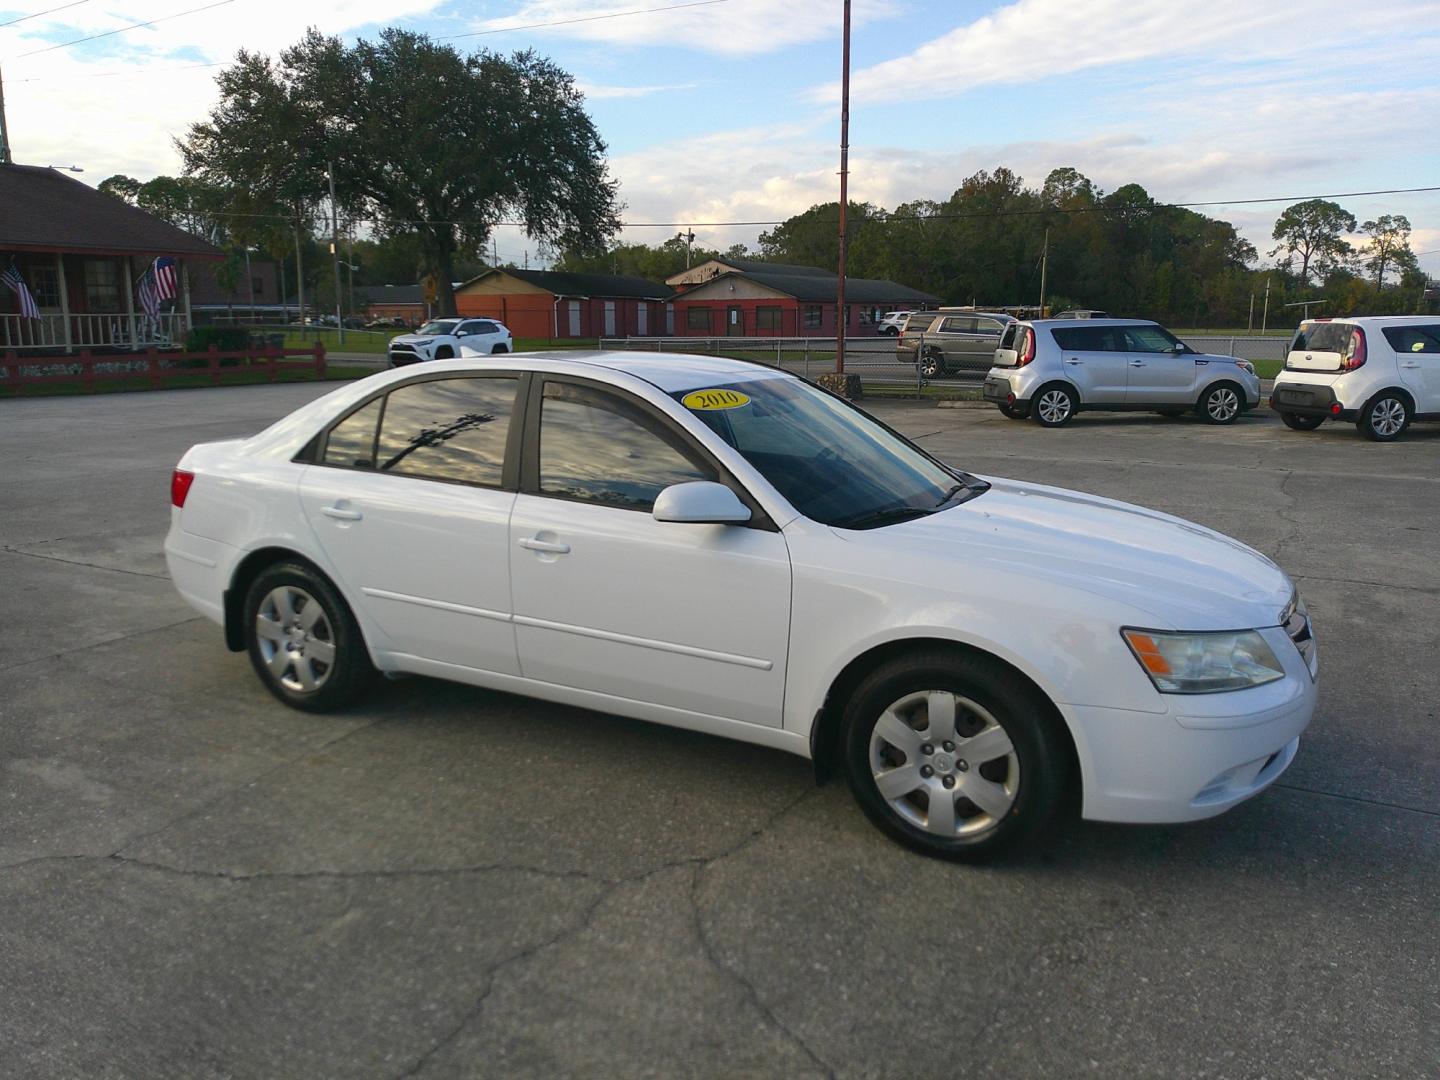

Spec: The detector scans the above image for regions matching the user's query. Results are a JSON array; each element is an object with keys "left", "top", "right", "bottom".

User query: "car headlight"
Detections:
[
  {"left": 1121, "top": 628, "right": 1285, "bottom": 694},
  {"left": 1235, "top": 359, "right": 1256, "bottom": 374}
]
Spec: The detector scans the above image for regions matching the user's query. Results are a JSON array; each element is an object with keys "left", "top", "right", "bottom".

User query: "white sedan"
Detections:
[{"left": 165, "top": 353, "right": 1317, "bottom": 858}]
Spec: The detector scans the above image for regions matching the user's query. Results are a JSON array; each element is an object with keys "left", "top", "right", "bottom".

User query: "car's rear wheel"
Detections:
[
  {"left": 1199, "top": 382, "right": 1243, "bottom": 424},
  {"left": 919, "top": 348, "right": 944, "bottom": 379},
  {"left": 245, "top": 563, "right": 373, "bottom": 712},
  {"left": 1278, "top": 411, "right": 1325, "bottom": 431},
  {"left": 1357, "top": 393, "right": 1411, "bottom": 441},
  {"left": 841, "top": 650, "right": 1066, "bottom": 860},
  {"left": 1031, "top": 384, "right": 1077, "bottom": 427}
]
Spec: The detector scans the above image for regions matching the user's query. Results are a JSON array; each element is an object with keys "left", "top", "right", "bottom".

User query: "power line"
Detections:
[
  {"left": 0, "top": 0, "right": 92, "bottom": 29},
  {"left": 5, "top": 60, "right": 225, "bottom": 82},
  {"left": 15, "top": 0, "right": 235, "bottom": 58},
  {"left": 445, "top": 0, "right": 730, "bottom": 41}
]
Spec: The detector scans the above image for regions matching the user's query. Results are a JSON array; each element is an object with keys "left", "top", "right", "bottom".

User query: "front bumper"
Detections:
[
  {"left": 1271, "top": 382, "right": 1354, "bottom": 420},
  {"left": 1066, "top": 625, "right": 1317, "bottom": 823}
]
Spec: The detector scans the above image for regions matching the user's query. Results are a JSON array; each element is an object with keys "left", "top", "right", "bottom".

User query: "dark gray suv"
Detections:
[{"left": 898, "top": 311, "right": 1015, "bottom": 377}]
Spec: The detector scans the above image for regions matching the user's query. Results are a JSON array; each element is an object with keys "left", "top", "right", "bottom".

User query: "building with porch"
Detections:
[
  {"left": 666, "top": 257, "right": 938, "bottom": 337},
  {"left": 455, "top": 268, "right": 674, "bottom": 339},
  {"left": 1, "top": 163, "right": 221, "bottom": 352}
]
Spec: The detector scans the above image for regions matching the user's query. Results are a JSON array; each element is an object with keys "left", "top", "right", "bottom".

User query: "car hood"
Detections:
[
  {"left": 391, "top": 334, "right": 437, "bottom": 345},
  {"left": 840, "top": 477, "right": 1292, "bottom": 631}
]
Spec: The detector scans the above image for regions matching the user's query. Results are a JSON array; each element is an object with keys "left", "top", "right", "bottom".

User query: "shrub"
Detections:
[{"left": 185, "top": 326, "right": 251, "bottom": 353}]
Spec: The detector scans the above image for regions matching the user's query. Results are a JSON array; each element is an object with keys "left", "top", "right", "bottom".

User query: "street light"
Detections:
[{"left": 47, "top": 164, "right": 83, "bottom": 172}]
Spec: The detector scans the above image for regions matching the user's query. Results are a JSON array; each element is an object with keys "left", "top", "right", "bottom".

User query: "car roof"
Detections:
[
  {"left": 469, "top": 350, "right": 797, "bottom": 394},
  {"left": 1024, "top": 318, "right": 1155, "bottom": 328},
  {"left": 1300, "top": 316, "right": 1438, "bottom": 326}
]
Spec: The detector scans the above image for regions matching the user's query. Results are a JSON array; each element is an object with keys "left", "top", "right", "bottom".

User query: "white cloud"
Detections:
[
  {"left": 813, "top": 0, "right": 1440, "bottom": 104},
  {"left": 576, "top": 81, "right": 696, "bottom": 99},
  {"left": 467, "top": 0, "right": 900, "bottom": 57}
]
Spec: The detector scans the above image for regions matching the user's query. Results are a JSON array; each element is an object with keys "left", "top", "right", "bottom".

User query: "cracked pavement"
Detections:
[{"left": 1, "top": 384, "right": 1437, "bottom": 1078}]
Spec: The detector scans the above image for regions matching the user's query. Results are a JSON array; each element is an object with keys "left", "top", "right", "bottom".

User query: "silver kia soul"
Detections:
[{"left": 983, "top": 319, "right": 1263, "bottom": 427}]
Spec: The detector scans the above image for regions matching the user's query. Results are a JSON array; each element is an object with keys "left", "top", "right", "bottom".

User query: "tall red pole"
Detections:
[{"left": 835, "top": 0, "right": 851, "bottom": 374}]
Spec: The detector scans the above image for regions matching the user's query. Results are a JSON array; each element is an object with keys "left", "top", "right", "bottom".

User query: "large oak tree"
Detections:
[{"left": 181, "top": 29, "right": 620, "bottom": 315}]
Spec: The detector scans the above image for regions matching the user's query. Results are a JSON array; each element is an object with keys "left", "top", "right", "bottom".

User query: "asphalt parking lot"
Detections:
[{"left": 2, "top": 381, "right": 1437, "bottom": 1079}]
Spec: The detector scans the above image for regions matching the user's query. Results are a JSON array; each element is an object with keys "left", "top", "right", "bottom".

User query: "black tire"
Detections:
[
  {"left": 1198, "top": 381, "right": 1244, "bottom": 425},
  {"left": 434, "top": 346, "right": 454, "bottom": 360},
  {"left": 1278, "top": 411, "right": 1325, "bottom": 432},
  {"left": 918, "top": 348, "right": 945, "bottom": 379},
  {"left": 244, "top": 562, "right": 374, "bottom": 712},
  {"left": 999, "top": 402, "right": 1029, "bottom": 420},
  {"left": 1031, "top": 383, "right": 1077, "bottom": 427},
  {"left": 491, "top": 343, "right": 509, "bottom": 354},
  {"left": 841, "top": 649, "right": 1066, "bottom": 860},
  {"left": 1357, "top": 392, "right": 1411, "bottom": 442}
]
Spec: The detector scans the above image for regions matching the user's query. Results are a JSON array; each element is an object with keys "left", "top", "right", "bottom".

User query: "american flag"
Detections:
[
  {"left": 137, "top": 257, "right": 179, "bottom": 317},
  {"left": 2, "top": 263, "right": 41, "bottom": 319}
]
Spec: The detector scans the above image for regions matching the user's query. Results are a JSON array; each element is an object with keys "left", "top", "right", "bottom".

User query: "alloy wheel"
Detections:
[
  {"left": 1206, "top": 387, "right": 1240, "bottom": 422},
  {"left": 868, "top": 691, "right": 1020, "bottom": 838},
  {"left": 1370, "top": 398, "right": 1406, "bottom": 438},
  {"left": 1037, "top": 389, "right": 1072, "bottom": 424},
  {"left": 254, "top": 585, "right": 336, "bottom": 693}
]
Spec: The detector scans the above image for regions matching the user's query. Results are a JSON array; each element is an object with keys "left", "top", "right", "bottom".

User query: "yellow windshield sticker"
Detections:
[{"left": 682, "top": 388, "right": 751, "bottom": 411}]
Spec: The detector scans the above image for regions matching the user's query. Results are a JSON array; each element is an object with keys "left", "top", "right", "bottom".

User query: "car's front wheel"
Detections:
[
  {"left": 433, "top": 346, "right": 454, "bottom": 360},
  {"left": 491, "top": 343, "right": 509, "bottom": 354},
  {"left": 1357, "top": 393, "right": 1411, "bottom": 441},
  {"left": 999, "top": 402, "right": 1028, "bottom": 420},
  {"left": 1199, "top": 382, "right": 1243, "bottom": 424},
  {"left": 245, "top": 562, "right": 373, "bottom": 712},
  {"left": 1278, "top": 411, "right": 1325, "bottom": 431},
  {"left": 842, "top": 650, "right": 1066, "bottom": 860}
]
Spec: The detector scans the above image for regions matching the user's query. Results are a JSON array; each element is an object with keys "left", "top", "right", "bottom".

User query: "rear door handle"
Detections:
[
  {"left": 322, "top": 505, "right": 363, "bottom": 521},
  {"left": 519, "top": 537, "right": 571, "bottom": 555},
  {"left": 1401, "top": 361, "right": 1421, "bottom": 368},
  {"left": 1064, "top": 358, "right": 1082, "bottom": 365}
]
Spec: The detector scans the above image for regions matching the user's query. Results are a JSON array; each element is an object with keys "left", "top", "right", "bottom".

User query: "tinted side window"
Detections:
[
  {"left": 975, "top": 318, "right": 1004, "bottom": 335},
  {"left": 375, "top": 377, "right": 518, "bottom": 486},
  {"left": 1122, "top": 325, "right": 1181, "bottom": 352},
  {"left": 1382, "top": 325, "right": 1440, "bottom": 354},
  {"left": 939, "top": 316, "right": 976, "bottom": 333},
  {"left": 538, "top": 382, "right": 714, "bottom": 511},
  {"left": 1052, "top": 326, "right": 1123, "bottom": 351},
  {"left": 324, "top": 398, "right": 383, "bottom": 469},
  {"left": 905, "top": 315, "right": 939, "bottom": 334}
]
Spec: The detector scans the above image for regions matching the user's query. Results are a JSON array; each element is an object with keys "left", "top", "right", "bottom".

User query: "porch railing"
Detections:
[{"left": 0, "top": 312, "right": 191, "bottom": 351}]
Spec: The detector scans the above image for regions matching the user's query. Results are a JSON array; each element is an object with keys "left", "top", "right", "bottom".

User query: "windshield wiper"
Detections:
[{"left": 835, "top": 505, "right": 934, "bottom": 531}]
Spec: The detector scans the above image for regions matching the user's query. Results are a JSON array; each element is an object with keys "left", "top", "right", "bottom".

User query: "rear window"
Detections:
[
  {"left": 1051, "top": 326, "right": 1124, "bottom": 351},
  {"left": 999, "top": 324, "right": 1018, "bottom": 349},
  {"left": 1382, "top": 325, "right": 1440, "bottom": 354},
  {"left": 1290, "top": 323, "right": 1354, "bottom": 353},
  {"left": 904, "top": 315, "right": 939, "bottom": 334}
]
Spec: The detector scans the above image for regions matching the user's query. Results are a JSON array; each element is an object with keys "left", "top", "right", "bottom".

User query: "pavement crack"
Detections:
[
  {"left": 0, "top": 544, "right": 169, "bottom": 580},
  {"left": 1272, "top": 781, "right": 1440, "bottom": 820},
  {"left": 1291, "top": 571, "right": 1439, "bottom": 597},
  {"left": 0, "top": 614, "right": 206, "bottom": 674}
]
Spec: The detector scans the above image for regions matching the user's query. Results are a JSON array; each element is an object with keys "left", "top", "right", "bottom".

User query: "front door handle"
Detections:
[
  {"left": 322, "top": 505, "right": 363, "bottom": 521},
  {"left": 1130, "top": 361, "right": 1147, "bottom": 367},
  {"left": 519, "top": 537, "right": 571, "bottom": 555}
]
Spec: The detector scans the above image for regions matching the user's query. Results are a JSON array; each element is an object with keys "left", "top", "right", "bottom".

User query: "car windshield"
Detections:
[
  {"left": 675, "top": 377, "right": 985, "bottom": 529},
  {"left": 418, "top": 320, "right": 459, "bottom": 336}
]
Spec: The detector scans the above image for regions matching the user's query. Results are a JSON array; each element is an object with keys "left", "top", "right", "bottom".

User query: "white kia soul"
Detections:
[
  {"left": 1271, "top": 317, "right": 1440, "bottom": 440},
  {"left": 165, "top": 353, "right": 1318, "bottom": 860}
]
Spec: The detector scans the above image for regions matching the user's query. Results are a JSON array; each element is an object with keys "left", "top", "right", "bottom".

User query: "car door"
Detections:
[
  {"left": 508, "top": 376, "right": 792, "bottom": 728},
  {"left": 298, "top": 373, "right": 523, "bottom": 675},
  {"left": 1387, "top": 324, "right": 1440, "bottom": 411},
  {"left": 1050, "top": 326, "right": 1129, "bottom": 403},
  {"left": 934, "top": 316, "right": 985, "bottom": 370},
  {"left": 1120, "top": 324, "right": 1196, "bottom": 405}
]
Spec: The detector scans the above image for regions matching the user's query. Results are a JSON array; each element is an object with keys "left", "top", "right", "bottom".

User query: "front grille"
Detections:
[{"left": 390, "top": 342, "right": 417, "bottom": 354}]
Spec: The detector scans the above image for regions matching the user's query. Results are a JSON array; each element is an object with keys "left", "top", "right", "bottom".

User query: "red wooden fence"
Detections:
[{"left": 0, "top": 344, "right": 328, "bottom": 393}]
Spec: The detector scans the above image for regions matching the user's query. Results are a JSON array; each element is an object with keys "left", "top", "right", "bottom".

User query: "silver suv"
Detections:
[{"left": 983, "top": 319, "right": 1263, "bottom": 427}]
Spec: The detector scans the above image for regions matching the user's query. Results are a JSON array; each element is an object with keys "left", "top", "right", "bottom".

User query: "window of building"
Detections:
[
  {"left": 687, "top": 307, "right": 712, "bottom": 332},
  {"left": 372, "top": 377, "right": 519, "bottom": 486},
  {"left": 83, "top": 259, "right": 121, "bottom": 312},
  {"left": 538, "top": 381, "right": 714, "bottom": 511},
  {"left": 251, "top": 276, "right": 264, "bottom": 296},
  {"left": 756, "top": 306, "right": 783, "bottom": 331},
  {"left": 803, "top": 305, "right": 822, "bottom": 329},
  {"left": 27, "top": 265, "right": 61, "bottom": 309}
]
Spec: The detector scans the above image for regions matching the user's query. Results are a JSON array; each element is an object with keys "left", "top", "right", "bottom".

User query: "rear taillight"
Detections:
[
  {"left": 1017, "top": 327, "right": 1036, "bottom": 367},
  {"left": 171, "top": 469, "right": 195, "bottom": 508},
  {"left": 1341, "top": 328, "right": 1367, "bottom": 371}
]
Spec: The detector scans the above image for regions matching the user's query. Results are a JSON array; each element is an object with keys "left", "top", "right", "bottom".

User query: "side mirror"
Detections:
[
  {"left": 652, "top": 481, "right": 752, "bottom": 525},
  {"left": 455, "top": 330, "right": 468, "bottom": 337}
]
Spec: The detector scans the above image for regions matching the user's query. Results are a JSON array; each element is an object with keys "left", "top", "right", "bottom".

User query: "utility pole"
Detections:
[
  {"left": 345, "top": 229, "right": 356, "bottom": 322},
  {"left": 294, "top": 213, "right": 306, "bottom": 332},
  {"left": 1038, "top": 227, "right": 1049, "bottom": 316},
  {"left": 328, "top": 161, "right": 344, "bottom": 344},
  {"left": 834, "top": 0, "right": 852, "bottom": 374},
  {"left": 0, "top": 64, "right": 12, "bottom": 164},
  {"left": 683, "top": 228, "right": 695, "bottom": 269},
  {"left": 1261, "top": 276, "right": 1272, "bottom": 335},
  {"left": 492, "top": 238, "right": 498, "bottom": 267},
  {"left": 1247, "top": 292, "right": 1255, "bottom": 332}
]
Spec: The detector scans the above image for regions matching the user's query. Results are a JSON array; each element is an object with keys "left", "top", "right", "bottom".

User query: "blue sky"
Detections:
[{"left": 3, "top": 0, "right": 1438, "bottom": 271}]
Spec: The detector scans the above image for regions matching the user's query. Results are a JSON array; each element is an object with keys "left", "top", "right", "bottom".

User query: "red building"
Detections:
[
  {"left": 667, "top": 257, "right": 938, "bottom": 337},
  {"left": 455, "top": 268, "right": 675, "bottom": 339},
  {"left": 1, "top": 162, "right": 221, "bottom": 352}
]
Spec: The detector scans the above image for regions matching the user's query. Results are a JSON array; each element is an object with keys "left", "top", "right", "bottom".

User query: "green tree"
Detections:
[
  {"left": 1269, "top": 200, "right": 1356, "bottom": 285},
  {"left": 1359, "top": 214, "right": 1415, "bottom": 287},
  {"left": 97, "top": 174, "right": 141, "bottom": 202},
  {"left": 181, "top": 29, "right": 620, "bottom": 315}
]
